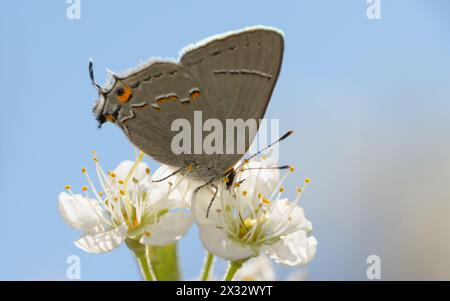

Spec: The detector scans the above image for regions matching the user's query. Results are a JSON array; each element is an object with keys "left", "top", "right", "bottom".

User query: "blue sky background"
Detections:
[{"left": 1, "top": 0, "right": 450, "bottom": 280}]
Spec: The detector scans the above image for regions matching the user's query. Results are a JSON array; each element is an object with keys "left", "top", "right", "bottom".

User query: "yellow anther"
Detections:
[
  {"left": 144, "top": 231, "right": 151, "bottom": 237},
  {"left": 118, "top": 180, "right": 124, "bottom": 185},
  {"left": 93, "top": 157, "right": 98, "bottom": 163},
  {"left": 242, "top": 190, "right": 248, "bottom": 196},
  {"left": 296, "top": 187, "right": 303, "bottom": 193},
  {"left": 223, "top": 177, "right": 230, "bottom": 183},
  {"left": 82, "top": 186, "right": 88, "bottom": 192},
  {"left": 234, "top": 183, "right": 240, "bottom": 188},
  {"left": 99, "top": 191, "right": 104, "bottom": 197},
  {"left": 145, "top": 168, "right": 151, "bottom": 175},
  {"left": 279, "top": 186, "right": 285, "bottom": 193},
  {"left": 244, "top": 218, "right": 257, "bottom": 229},
  {"left": 91, "top": 150, "right": 97, "bottom": 156},
  {"left": 289, "top": 166, "right": 295, "bottom": 173},
  {"left": 304, "top": 178, "right": 311, "bottom": 184},
  {"left": 119, "top": 190, "right": 125, "bottom": 196},
  {"left": 244, "top": 159, "right": 249, "bottom": 164},
  {"left": 258, "top": 193, "right": 262, "bottom": 199},
  {"left": 262, "top": 198, "right": 271, "bottom": 205},
  {"left": 109, "top": 172, "right": 116, "bottom": 178},
  {"left": 81, "top": 167, "right": 87, "bottom": 174},
  {"left": 187, "top": 164, "right": 194, "bottom": 172},
  {"left": 261, "top": 155, "right": 267, "bottom": 160},
  {"left": 64, "top": 185, "right": 71, "bottom": 190},
  {"left": 113, "top": 196, "right": 119, "bottom": 202}
]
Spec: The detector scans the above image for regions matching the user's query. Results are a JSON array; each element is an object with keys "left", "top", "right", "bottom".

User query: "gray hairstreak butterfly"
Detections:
[{"left": 89, "top": 26, "right": 291, "bottom": 208}]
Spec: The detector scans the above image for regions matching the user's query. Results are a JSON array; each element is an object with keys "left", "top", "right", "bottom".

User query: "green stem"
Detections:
[
  {"left": 134, "top": 249, "right": 155, "bottom": 281},
  {"left": 148, "top": 244, "right": 181, "bottom": 281},
  {"left": 200, "top": 253, "right": 215, "bottom": 281},
  {"left": 126, "top": 238, "right": 156, "bottom": 281},
  {"left": 224, "top": 260, "right": 246, "bottom": 281}
]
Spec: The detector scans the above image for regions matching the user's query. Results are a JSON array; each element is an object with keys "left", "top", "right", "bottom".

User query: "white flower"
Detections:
[
  {"left": 192, "top": 159, "right": 317, "bottom": 266},
  {"left": 59, "top": 152, "right": 193, "bottom": 253},
  {"left": 234, "top": 255, "right": 276, "bottom": 281}
]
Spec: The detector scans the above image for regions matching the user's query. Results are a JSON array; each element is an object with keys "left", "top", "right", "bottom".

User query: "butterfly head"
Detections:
[{"left": 90, "top": 60, "right": 131, "bottom": 128}]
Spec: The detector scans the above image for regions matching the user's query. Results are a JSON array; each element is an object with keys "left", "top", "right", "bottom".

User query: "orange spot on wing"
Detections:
[
  {"left": 118, "top": 86, "right": 133, "bottom": 103},
  {"left": 190, "top": 90, "right": 201, "bottom": 99},
  {"left": 167, "top": 95, "right": 178, "bottom": 101}
]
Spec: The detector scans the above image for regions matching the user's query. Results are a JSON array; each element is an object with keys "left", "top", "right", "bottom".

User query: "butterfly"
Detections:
[{"left": 90, "top": 26, "right": 288, "bottom": 195}]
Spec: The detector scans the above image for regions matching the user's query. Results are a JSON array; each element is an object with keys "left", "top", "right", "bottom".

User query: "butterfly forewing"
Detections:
[{"left": 101, "top": 27, "right": 284, "bottom": 180}]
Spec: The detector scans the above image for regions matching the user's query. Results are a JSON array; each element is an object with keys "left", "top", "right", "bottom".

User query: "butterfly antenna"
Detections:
[
  {"left": 151, "top": 166, "right": 185, "bottom": 183},
  {"left": 242, "top": 165, "right": 291, "bottom": 171},
  {"left": 235, "top": 130, "right": 294, "bottom": 172},
  {"left": 89, "top": 59, "right": 103, "bottom": 92}
]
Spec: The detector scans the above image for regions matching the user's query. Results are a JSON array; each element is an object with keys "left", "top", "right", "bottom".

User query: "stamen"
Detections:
[
  {"left": 304, "top": 178, "right": 311, "bottom": 184},
  {"left": 122, "top": 151, "right": 145, "bottom": 221},
  {"left": 268, "top": 169, "right": 291, "bottom": 200},
  {"left": 294, "top": 185, "right": 307, "bottom": 204},
  {"left": 82, "top": 167, "right": 103, "bottom": 202},
  {"left": 64, "top": 184, "right": 71, "bottom": 190},
  {"left": 242, "top": 190, "right": 248, "bottom": 196},
  {"left": 82, "top": 186, "right": 89, "bottom": 192}
]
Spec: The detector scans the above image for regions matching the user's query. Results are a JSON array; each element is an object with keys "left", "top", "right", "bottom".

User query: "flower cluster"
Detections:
[
  {"left": 59, "top": 152, "right": 193, "bottom": 253},
  {"left": 59, "top": 152, "right": 317, "bottom": 279},
  {"left": 192, "top": 159, "right": 317, "bottom": 266}
]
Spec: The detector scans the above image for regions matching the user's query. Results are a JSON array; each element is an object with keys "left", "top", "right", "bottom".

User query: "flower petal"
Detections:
[
  {"left": 265, "top": 230, "right": 317, "bottom": 266},
  {"left": 237, "top": 160, "right": 280, "bottom": 201},
  {"left": 235, "top": 255, "right": 276, "bottom": 281},
  {"left": 190, "top": 185, "right": 226, "bottom": 227},
  {"left": 266, "top": 199, "right": 312, "bottom": 236},
  {"left": 74, "top": 225, "right": 128, "bottom": 254},
  {"left": 58, "top": 192, "right": 102, "bottom": 232},
  {"left": 114, "top": 160, "right": 149, "bottom": 182},
  {"left": 140, "top": 212, "right": 192, "bottom": 246},
  {"left": 199, "top": 226, "right": 255, "bottom": 261}
]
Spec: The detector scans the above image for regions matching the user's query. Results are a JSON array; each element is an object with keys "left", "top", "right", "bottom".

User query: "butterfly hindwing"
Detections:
[{"left": 180, "top": 27, "right": 284, "bottom": 173}]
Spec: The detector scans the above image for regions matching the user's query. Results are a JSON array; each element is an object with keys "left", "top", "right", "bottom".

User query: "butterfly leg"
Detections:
[
  {"left": 152, "top": 163, "right": 196, "bottom": 183},
  {"left": 206, "top": 184, "right": 218, "bottom": 219},
  {"left": 192, "top": 178, "right": 218, "bottom": 219}
]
